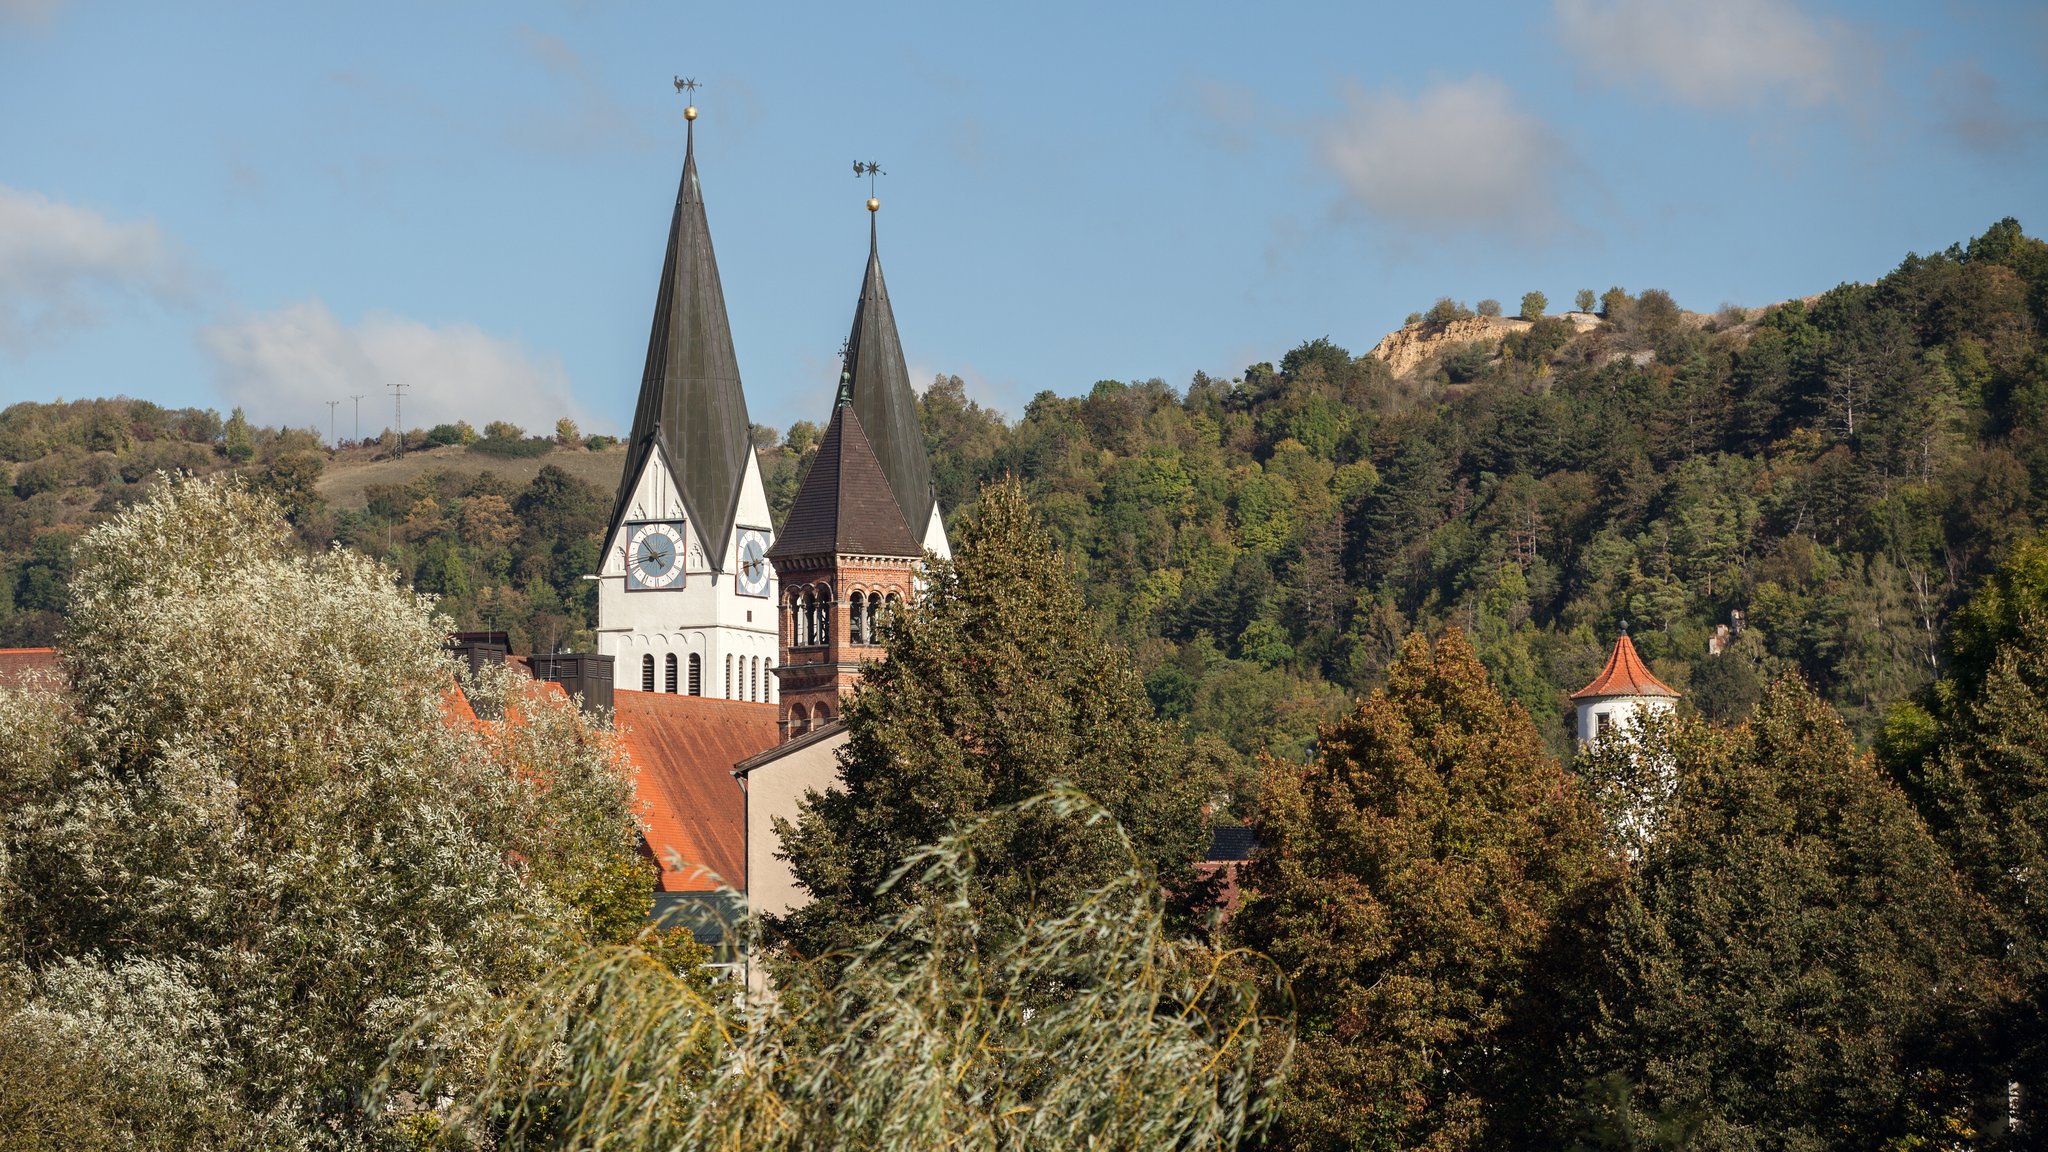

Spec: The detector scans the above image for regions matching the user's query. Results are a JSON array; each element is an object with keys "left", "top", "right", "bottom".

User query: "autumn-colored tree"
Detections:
[
  {"left": 1576, "top": 680, "right": 1999, "bottom": 1150},
  {"left": 1230, "top": 628, "right": 1615, "bottom": 1151},
  {"left": 772, "top": 479, "right": 1214, "bottom": 962}
]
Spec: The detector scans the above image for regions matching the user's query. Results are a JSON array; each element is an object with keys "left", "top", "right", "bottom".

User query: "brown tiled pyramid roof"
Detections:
[
  {"left": 1571, "top": 633, "right": 1678, "bottom": 700},
  {"left": 612, "top": 691, "right": 778, "bottom": 893},
  {"left": 768, "top": 401, "right": 922, "bottom": 561}
]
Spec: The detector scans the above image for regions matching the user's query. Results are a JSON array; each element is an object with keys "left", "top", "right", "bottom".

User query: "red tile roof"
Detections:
[
  {"left": 611, "top": 690, "right": 779, "bottom": 893},
  {"left": 0, "top": 647, "right": 61, "bottom": 690},
  {"left": 1571, "top": 633, "right": 1678, "bottom": 700}
]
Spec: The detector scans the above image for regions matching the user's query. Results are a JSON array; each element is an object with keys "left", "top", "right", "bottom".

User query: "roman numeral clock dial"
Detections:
[{"left": 625, "top": 521, "right": 688, "bottom": 590}]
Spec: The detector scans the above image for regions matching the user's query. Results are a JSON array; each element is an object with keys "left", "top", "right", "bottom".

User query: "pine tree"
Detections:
[
  {"left": 1577, "top": 680, "right": 1998, "bottom": 1150},
  {"left": 772, "top": 479, "right": 1214, "bottom": 962},
  {"left": 1230, "top": 628, "right": 1615, "bottom": 1151},
  {"left": 1883, "top": 533, "right": 2048, "bottom": 1134}
]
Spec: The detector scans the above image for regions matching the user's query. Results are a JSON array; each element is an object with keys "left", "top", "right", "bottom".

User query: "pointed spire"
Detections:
[
  {"left": 608, "top": 101, "right": 753, "bottom": 569},
  {"left": 838, "top": 206, "right": 936, "bottom": 541}
]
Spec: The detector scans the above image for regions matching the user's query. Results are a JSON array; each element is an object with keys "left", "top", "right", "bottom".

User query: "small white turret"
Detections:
[{"left": 1572, "top": 627, "right": 1679, "bottom": 749}]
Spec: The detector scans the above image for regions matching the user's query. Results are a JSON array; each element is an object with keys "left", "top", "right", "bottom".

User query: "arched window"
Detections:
[
  {"left": 765, "top": 658, "right": 774, "bottom": 702},
  {"left": 687, "top": 653, "right": 702, "bottom": 697},
  {"left": 816, "top": 586, "right": 833, "bottom": 647},
  {"left": 800, "top": 591, "right": 815, "bottom": 645},
  {"left": 641, "top": 654, "right": 655, "bottom": 692},
  {"left": 789, "top": 701, "right": 808, "bottom": 736},
  {"left": 865, "top": 592, "right": 881, "bottom": 644},
  {"left": 751, "top": 656, "right": 761, "bottom": 702},
  {"left": 724, "top": 653, "right": 733, "bottom": 698},
  {"left": 664, "top": 653, "right": 678, "bottom": 694}
]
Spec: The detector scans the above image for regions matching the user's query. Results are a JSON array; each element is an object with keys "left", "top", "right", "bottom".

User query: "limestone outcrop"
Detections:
[{"left": 1368, "top": 312, "right": 1603, "bottom": 378}]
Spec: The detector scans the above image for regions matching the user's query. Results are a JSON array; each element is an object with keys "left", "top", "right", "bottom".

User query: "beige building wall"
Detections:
[{"left": 739, "top": 725, "right": 849, "bottom": 920}]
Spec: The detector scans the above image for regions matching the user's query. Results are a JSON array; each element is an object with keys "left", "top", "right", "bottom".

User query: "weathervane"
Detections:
[
  {"left": 674, "top": 76, "right": 699, "bottom": 121},
  {"left": 853, "top": 160, "right": 884, "bottom": 211}
]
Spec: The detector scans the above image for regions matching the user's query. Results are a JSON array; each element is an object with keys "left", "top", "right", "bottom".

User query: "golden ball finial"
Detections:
[
  {"left": 867, "top": 197, "right": 880, "bottom": 212},
  {"left": 684, "top": 105, "right": 698, "bottom": 121}
]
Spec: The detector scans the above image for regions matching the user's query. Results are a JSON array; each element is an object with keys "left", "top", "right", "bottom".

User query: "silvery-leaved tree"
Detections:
[{"left": 0, "top": 475, "right": 651, "bottom": 1150}]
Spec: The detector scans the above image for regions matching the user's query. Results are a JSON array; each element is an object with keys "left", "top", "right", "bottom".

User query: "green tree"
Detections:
[
  {"left": 1425, "top": 297, "right": 1471, "bottom": 325},
  {"left": 0, "top": 476, "right": 648, "bottom": 1147},
  {"left": 221, "top": 406, "right": 254, "bottom": 464},
  {"left": 1477, "top": 298, "right": 1503, "bottom": 318},
  {"left": 1575, "top": 681, "right": 1996, "bottom": 1150},
  {"left": 1521, "top": 290, "right": 1549, "bottom": 319},
  {"left": 773, "top": 480, "right": 1214, "bottom": 962},
  {"left": 1883, "top": 533, "right": 2048, "bottom": 1129},
  {"left": 1231, "top": 628, "right": 1615, "bottom": 1151},
  {"left": 1576, "top": 288, "right": 1596, "bottom": 313}
]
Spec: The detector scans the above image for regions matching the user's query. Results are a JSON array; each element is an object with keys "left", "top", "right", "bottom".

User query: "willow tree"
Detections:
[
  {"left": 440, "top": 790, "right": 1289, "bottom": 1151},
  {"left": 0, "top": 476, "right": 649, "bottom": 1148},
  {"left": 773, "top": 479, "right": 1214, "bottom": 962}
]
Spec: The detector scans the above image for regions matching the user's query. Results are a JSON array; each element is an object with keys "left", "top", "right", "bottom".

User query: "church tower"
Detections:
[
  {"left": 765, "top": 201, "right": 946, "bottom": 740},
  {"left": 595, "top": 104, "right": 779, "bottom": 703}
]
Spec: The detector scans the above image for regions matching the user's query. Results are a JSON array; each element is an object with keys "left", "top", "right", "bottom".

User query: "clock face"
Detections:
[
  {"left": 625, "top": 521, "right": 688, "bottom": 590},
  {"left": 735, "top": 528, "right": 772, "bottom": 597}
]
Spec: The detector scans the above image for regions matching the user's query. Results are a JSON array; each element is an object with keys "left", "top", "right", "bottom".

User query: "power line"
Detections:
[
  {"left": 390, "top": 381, "right": 411, "bottom": 455},
  {"left": 349, "top": 394, "right": 365, "bottom": 442},
  {"left": 326, "top": 400, "right": 340, "bottom": 449}
]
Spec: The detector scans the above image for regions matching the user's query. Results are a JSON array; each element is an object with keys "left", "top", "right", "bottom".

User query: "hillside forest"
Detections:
[{"left": 4, "top": 218, "right": 2046, "bottom": 776}]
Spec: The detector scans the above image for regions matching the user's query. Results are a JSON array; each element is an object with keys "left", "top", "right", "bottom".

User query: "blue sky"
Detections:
[{"left": 2, "top": 0, "right": 2044, "bottom": 438}]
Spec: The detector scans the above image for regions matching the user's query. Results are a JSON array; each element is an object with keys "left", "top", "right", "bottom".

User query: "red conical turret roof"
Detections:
[{"left": 1571, "top": 633, "right": 1678, "bottom": 700}]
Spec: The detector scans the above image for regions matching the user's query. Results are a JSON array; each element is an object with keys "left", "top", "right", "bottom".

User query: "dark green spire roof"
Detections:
[
  {"left": 608, "top": 118, "right": 753, "bottom": 569},
  {"left": 840, "top": 215, "right": 935, "bottom": 541}
]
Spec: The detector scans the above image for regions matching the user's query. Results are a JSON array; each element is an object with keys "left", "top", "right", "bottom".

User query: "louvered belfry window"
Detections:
[
  {"left": 688, "top": 653, "right": 702, "bottom": 697},
  {"left": 664, "top": 653, "right": 678, "bottom": 694},
  {"left": 641, "top": 654, "right": 655, "bottom": 692}
]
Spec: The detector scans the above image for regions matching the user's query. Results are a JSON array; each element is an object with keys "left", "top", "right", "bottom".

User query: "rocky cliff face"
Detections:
[{"left": 1368, "top": 312, "right": 1603, "bottom": 378}]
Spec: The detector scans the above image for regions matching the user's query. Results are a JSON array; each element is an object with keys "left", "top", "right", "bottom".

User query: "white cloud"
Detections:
[
  {"left": 1556, "top": 0, "right": 1872, "bottom": 108},
  {"left": 202, "top": 301, "right": 588, "bottom": 435},
  {"left": 0, "top": 184, "right": 193, "bottom": 352},
  {"left": 1317, "top": 76, "right": 1569, "bottom": 237}
]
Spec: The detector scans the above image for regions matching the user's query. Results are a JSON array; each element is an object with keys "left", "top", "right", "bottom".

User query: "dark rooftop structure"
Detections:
[
  {"left": 608, "top": 113, "right": 754, "bottom": 569},
  {"left": 767, "top": 398, "right": 922, "bottom": 561},
  {"left": 840, "top": 216, "right": 936, "bottom": 542}
]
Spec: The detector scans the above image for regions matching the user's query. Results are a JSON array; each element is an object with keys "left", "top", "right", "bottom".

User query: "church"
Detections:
[{"left": 566, "top": 99, "right": 950, "bottom": 934}]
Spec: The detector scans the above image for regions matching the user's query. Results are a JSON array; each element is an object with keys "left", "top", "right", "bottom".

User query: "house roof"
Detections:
[
  {"left": 732, "top": 717, "right": 846, "bottom": 777},
  {"left": 0, "top": 647, "right": 61, "bottom": 690},
  {"left": 611, "top": 689, "right": 778, "bottom": 893},
  {"left": 840, "top": 215, "right": 935, "bottom": 541},
  {"left": 1571, "top": 633, "right": 1679, "bottom": 700},
  {"left": 607, "top": 114, "right": 754, "bottom": 569},
  {"left": 767, "top": 401, "right": 922, "bottom": 561}
]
